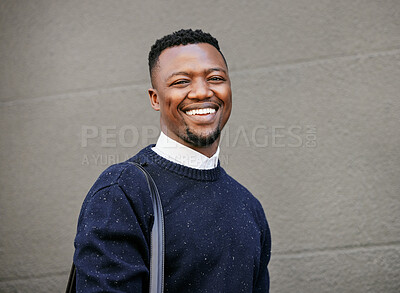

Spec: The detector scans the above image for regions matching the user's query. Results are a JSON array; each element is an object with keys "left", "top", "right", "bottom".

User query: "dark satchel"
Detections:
[{"left": 66, "top": 162, "right": 165, "bottom": 293}]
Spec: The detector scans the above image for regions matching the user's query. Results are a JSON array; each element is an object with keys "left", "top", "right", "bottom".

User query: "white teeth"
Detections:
[{"left": 186, "top": 108, "right": 216, "bottom": 116}]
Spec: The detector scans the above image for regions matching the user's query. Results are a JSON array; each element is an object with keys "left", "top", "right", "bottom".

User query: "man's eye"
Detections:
[
  {"left": 208, "top": 76, "right": 225, "bottom": 81},
  {"left": 172, "top": 80, "right": 189, "bottom": 85}
]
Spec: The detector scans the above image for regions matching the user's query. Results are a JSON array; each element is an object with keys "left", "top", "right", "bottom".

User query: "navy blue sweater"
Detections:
[{"left": 74, "top": 145, "right": 271, "bottom": 292}]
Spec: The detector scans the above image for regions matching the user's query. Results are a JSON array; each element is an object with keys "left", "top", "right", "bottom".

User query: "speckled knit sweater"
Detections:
[{"left": 74, "top": 145, "right": 271, "bottom": 292}]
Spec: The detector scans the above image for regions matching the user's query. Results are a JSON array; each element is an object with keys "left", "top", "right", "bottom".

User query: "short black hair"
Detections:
[{"left": 148, "top": 29, "right": 227, "bottom": 83}]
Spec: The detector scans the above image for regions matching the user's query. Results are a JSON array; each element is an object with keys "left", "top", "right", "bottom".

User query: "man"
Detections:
[{"left": 74, "top": 29, "right": 271, "bottom": 292}]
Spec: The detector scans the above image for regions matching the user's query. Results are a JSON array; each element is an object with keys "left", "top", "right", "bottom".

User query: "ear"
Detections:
[{"left": 148, "top": 88, "right": 160, "bottom": 111}]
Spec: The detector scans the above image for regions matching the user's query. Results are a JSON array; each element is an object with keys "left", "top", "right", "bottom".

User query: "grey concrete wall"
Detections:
[{"left": 0, "top": 0, "right": 399, "bottom": 292}]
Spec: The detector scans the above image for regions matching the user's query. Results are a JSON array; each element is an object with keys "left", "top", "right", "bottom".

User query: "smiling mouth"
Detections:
[{"left": 185, "top": 108, "right": 216, "bottom": 116}]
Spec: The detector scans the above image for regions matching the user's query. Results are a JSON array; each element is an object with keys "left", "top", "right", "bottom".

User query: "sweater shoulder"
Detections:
[
  {"left": 221, "top": 170, "right": 255, "bottom": 198},
  {"left": 86, "top": 155, "right": 147, "bottom": 199},
  {"left": 221, "top": 169, "right": 266, "bottom": 214},
  {"left": 79, "top": 157, "right": 153, "bottom": 225}
]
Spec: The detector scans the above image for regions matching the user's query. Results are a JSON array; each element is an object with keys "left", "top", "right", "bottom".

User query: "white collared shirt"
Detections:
[{"left": 152, "top": 131, "right": 219, "bottom": 170}]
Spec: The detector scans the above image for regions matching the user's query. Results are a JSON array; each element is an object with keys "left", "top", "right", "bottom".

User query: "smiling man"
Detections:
[
  {"left": 74, "top": 29, "right": 271, "bottom": 292},
  {"left": 148, "top": 40, "right": 231, "bottom": 158}
]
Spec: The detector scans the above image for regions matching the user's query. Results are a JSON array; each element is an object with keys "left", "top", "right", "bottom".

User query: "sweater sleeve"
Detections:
[
  {"left": 254, "top": 213, "right": 272, "bottom": 292},
  {"left": 74, "top": 183, "right": 151, "bottom": 293}
]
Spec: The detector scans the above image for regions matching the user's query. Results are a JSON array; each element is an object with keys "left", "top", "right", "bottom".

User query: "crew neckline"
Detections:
[{"left": 133, "top": 145, "right": 223, "bottom": 181}]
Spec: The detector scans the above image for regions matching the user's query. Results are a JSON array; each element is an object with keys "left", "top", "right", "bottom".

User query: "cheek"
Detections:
[
  {"left": 158, "top": 95, "right": 172, "bottom": 113},
  {"left": 165, "top": 91, "right": 186, "bottom": 111},
  {"left": 220, "top": 87, "right": 232, "bottom": 121},
  {"left": 161, "top": 94, "right": 183, "bottom": 122},
  {"left": 219, "top": 87, "right": 232, "bottom": 108}
]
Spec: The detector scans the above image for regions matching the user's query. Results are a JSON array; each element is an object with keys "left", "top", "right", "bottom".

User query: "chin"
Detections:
[{"left": 183, "top": 128, "right": 221, "bottom": 148}]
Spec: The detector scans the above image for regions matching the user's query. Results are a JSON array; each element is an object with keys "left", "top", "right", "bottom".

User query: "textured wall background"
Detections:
[{"left": 1, "top": 0, "right": 399, "bottom": 292}]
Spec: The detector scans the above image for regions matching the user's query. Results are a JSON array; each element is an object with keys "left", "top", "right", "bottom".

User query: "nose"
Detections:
[{"left": 187, "top": 78, "right": 213, "bottom": 100}]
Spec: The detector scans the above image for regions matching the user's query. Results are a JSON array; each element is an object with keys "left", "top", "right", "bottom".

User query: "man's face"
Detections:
[{"left": 148, "top": 43, "right": 232, "bottom": 153}]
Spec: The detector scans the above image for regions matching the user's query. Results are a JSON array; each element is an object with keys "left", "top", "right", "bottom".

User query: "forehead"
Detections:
[{"left": 156, "top": 43, "right": 227, "bottom": 77}]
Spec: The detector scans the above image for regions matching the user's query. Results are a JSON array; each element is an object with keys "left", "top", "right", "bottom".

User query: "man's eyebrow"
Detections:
[
  {"left": 167, "top": 68, "right": 227, "bottom": 80},
  {"left": 206, "top": 67, "right": 227, "bottom": 74},
  {"left": 166, "top": 71, "right": 190, "bottom": 80}
]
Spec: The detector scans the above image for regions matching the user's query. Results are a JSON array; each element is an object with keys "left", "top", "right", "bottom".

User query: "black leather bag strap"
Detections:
[
  {"left": 65, "top": 162, "right": 165, "bottom": 293},
  {"left": 130, "top": 162, "right": 165, "bottom": 293},
  {"left": 66, "top": 263, "right": 76, "bottom": 293}
]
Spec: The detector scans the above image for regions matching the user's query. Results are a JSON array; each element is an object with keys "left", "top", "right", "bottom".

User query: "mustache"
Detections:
[{"left": 179, "top": 99, "right": 222, "bottom": 112}]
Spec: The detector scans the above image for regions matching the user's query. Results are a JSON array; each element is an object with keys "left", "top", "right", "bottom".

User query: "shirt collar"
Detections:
[{"left": 151, "top": 131, "right": 219, "bottom": 170}]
